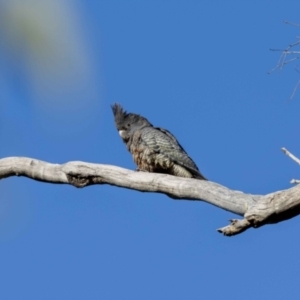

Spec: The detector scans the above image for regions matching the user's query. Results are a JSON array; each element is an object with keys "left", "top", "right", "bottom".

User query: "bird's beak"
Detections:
[{"left": 118, "top": 130, "right": 126, "bottom": 138}]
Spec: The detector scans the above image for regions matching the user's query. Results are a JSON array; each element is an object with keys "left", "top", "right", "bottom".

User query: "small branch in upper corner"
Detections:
[
  {"left": 281, "top": 147, "right": 300, "bottom": 166},
  {"left": 269, "top": 22, "right": 300, "bottom": 99},
  {"left": 268, "top": 21, "right": 300, "bottom": 100},
  {"left": 268, "top": 42, "right": 300, "bottom": 74}
]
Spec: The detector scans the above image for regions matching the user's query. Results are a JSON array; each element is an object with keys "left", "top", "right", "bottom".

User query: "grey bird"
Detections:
[{"left": 111, "top": 104, "right": 207, "bottom": 180}]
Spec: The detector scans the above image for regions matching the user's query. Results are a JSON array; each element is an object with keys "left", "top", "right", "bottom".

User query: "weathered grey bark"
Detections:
[{"left": 0, "top": 156, "right": 300, "bottom": 236}]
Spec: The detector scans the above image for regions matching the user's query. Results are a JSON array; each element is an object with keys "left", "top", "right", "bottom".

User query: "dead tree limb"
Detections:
[{"left": 1, "top": 156, "right": 300, "bottom": 236}]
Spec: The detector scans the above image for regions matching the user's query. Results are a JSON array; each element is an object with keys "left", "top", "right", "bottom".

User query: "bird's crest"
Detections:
[{"left": 111, "top": 103, "right": 152, "bottom": 128}]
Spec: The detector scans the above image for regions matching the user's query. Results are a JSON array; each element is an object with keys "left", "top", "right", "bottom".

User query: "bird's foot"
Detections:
[{"left": 135, "top": 168, "right": 149, "bottom": 173}]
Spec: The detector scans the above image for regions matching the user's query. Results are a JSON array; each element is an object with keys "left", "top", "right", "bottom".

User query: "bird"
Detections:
[{"left": 111, "top": 104, "right": 207, "bottom": 180}]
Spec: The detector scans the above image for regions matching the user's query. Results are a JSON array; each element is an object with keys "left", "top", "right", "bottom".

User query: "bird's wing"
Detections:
[{"left": 141, "top": 127, "right": 206, "bottom": 180}]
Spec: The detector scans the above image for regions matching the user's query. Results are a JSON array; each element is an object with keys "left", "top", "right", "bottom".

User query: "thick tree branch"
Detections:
[{"left": 1, "top": 156, "right": 300, "bottom": 236}]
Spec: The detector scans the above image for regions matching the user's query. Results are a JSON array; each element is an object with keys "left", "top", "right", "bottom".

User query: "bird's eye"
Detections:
[{"left": 127, "top": 123, "right": 131, "bottom": 127}]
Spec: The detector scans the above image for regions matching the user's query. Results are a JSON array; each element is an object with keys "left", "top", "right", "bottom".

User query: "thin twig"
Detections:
[
  {"left": 269, "top": 25, "right": 300, "bottom": 98},
  {"left": 268, "top": 52, "right": 286, "bottom": 74},
  {"left": 283, "top": 51, "right": 300, "bottom": 55},
  {"left": 268, "top": 51, "right": 300, "bottom": 74},
  {"left": 283, "top": 20, "right": 300, "bottom": 27},
  {"left": 270, "top": 41, "right": 300, "bottom": 53},
  {"left": 285, "top": 57, "right": 300, "bottom": 64},
  {"left": 289, "top": 78, "right": 300, "bottom": 100},
  {"left": 268, "top": 52, "right": 299, "bottom": 74},
  {"left": 281, "top": 147, "right": 300, "bottom": 165}
]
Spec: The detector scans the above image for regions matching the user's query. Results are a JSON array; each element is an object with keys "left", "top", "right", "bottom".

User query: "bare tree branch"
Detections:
[
  {"left": 269, "top": 21, "right": 300, "bottom": 99},
  {"left": 1, "top": 156, "right": 300, "bottom": 236}
]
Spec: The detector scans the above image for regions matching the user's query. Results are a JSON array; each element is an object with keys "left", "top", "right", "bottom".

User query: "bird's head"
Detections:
[{"left": 111, "top": 104, "right": 152, "bottom": 141}]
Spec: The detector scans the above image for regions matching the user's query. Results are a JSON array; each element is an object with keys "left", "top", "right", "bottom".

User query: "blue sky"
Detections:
[{"left": 1, "top": 1, "right": 300, "bottom": 299}]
